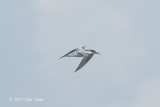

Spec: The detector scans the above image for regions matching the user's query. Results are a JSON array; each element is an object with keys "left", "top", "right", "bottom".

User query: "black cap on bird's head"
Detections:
[{"left": 90, "top": 50, "right": 100, "bottom": 55}]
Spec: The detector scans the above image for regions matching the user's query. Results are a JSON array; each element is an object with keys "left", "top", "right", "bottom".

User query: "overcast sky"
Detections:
[{"left": 1, "top": 0, "right": 160, "bottom": 107}]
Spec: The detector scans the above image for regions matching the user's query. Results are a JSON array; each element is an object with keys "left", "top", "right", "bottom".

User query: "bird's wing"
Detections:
[
  {"left": 75, "top": 53, "right": 94, "bottom": 72},
  {"left": 59, "top": 49, "right": 76, "bottom": 59}
]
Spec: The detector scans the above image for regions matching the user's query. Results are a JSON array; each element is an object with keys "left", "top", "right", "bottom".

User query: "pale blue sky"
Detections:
[{"left": 1, "top": 0, "right": 160, "bottom": 107}]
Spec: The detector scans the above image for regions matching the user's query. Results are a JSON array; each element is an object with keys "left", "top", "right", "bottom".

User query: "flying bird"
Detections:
[{"left": 59, "top": 46, "right": 100, "bottom": 72}]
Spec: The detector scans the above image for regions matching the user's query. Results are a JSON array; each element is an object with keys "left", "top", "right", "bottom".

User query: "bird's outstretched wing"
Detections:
[
  {"left": 59, "top": 49, "right": 76, "bottom": 59},
  {"left": 75, "top": 53, "right": 94, "bottom": 72}
]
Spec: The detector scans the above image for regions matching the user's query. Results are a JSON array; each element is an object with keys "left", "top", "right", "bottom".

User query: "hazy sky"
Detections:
[{"left": 1, "top": 0, "right": 160, "bottom": 107}]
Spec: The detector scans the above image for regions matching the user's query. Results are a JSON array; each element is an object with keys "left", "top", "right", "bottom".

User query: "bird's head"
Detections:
[
  {"left": 82, "top": 46, "right": 86, "bottom": 49},
  {"left": 90, "top": 50, "right": 100, "bottom": 55}
]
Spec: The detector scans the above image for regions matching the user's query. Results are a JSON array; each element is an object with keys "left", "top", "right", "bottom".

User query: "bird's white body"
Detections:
[{"left": 67, "top": 48, "right": 85, "bottom": 57}]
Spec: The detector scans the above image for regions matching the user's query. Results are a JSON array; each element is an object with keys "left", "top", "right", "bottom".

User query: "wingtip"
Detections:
[
  {"left": 74, "top": 69, "right": 78, "bottom": 73},
  {"left": 59, "top": 56, "right": 64, "bottom": 59}
]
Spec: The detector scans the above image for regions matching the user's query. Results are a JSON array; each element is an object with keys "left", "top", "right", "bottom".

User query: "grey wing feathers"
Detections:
[
  {"left": 59, "top": 49, "right": 76, "bottom": 59},
  {"left": 75, "top": 54, "right": 94, "bottom": 72}
]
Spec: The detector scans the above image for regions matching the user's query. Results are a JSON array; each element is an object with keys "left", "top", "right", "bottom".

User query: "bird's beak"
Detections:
[{"left": 96, "top": 52, "right": 100, "bottom": 55}]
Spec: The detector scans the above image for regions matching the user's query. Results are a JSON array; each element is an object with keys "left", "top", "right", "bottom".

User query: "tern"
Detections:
[{"left": 59, "top": 46, "right": 100, "bottom": 72}]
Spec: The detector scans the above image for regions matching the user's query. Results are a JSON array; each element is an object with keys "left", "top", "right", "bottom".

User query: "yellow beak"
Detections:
[{"left": 96, "top": 52, "right": 100, "bottom": 55}]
